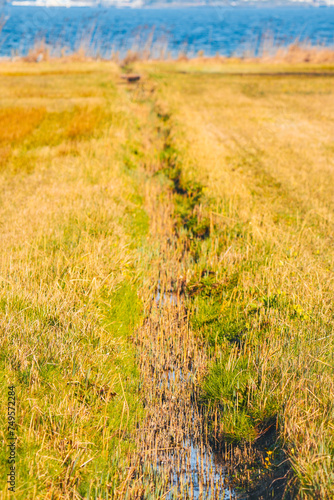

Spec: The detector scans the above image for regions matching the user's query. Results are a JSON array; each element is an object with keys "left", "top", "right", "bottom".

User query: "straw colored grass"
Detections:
[
  {"left": 1, "top": 58, "right": 334, "bottom": 499},
  {"left": 0, "top": 61, "right": 149, "bottom": 499},
  {"left": 140, "top": 60, "right": 334, "bottom": 498}
]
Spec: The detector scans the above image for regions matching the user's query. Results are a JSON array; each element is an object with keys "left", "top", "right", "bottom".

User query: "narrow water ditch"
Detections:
[
  {"left": 134, "top": 277, "right": 239, "bottom": 499},
  {"left": 130, "top": 180, "right": 241, "bottom": 499},
  {"left": 119, "top": 82, "right": 245, "bottom": 498}
]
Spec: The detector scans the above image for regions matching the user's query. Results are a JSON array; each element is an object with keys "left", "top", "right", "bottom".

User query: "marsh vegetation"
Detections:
[{"left": 0, "top": 58, "right": 334, "bottom": 499}]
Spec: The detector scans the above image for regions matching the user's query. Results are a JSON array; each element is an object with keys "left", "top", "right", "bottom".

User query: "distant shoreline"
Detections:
[
  {"left": 4, "top": 2, "right": 334, "bottom": 8},
  {"left": 1, "top": 5, "right": 334, "bottom": 59}
]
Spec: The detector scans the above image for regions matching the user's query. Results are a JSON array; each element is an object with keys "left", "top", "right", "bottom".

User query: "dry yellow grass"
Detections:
[
  {"left": 1, "top": 59, "right": 334, "bottom": 499},
  {"left": 0, "top": 61, "right": 151, "bottom": 499},
  {"left": 140, "top": 60, "right": 334, "bottom": 497}
]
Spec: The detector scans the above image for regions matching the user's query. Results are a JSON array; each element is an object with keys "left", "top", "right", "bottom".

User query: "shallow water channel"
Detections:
[{"left": 133, "top": 284, "right": 240, "bottom": 499}]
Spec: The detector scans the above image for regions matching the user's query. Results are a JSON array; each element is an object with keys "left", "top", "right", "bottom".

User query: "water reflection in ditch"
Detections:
[
  {"left": 133, "top": 285, "right": 241, "bottom": 499},
  {"left": 154, "top": 364, "right": 238, "bottom": 499}
]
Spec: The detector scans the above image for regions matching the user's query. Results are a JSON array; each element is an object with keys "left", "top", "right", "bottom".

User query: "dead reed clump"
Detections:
[
  {"left": 282, "top": 44, "right": 334, "bottom": 64},
  {"left": 122, "top": 49, "right": 141, "bottom": 67},
  {"left": 177, "top": 52, "right": 189, "bottom": 62},
  {"left": 23, "top": 39, "right": 50, "bottom": 63},
  {"left": 254, "top": 39, "right": 334, "bottom": 64}
]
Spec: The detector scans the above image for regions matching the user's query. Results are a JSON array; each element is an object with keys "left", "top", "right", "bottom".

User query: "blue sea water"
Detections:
[{"left": 0, "top": 5, "right": 334, "bottom": 58}]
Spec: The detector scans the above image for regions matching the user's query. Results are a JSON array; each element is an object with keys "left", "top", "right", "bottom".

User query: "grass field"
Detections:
[{"left": 0, "top": 59, "right": 334, "bottom": 499}]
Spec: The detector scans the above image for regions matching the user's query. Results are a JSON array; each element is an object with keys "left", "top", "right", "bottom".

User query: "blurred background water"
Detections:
[{"left": 0, "top": 5, "right": 334, "bottom": 58}]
